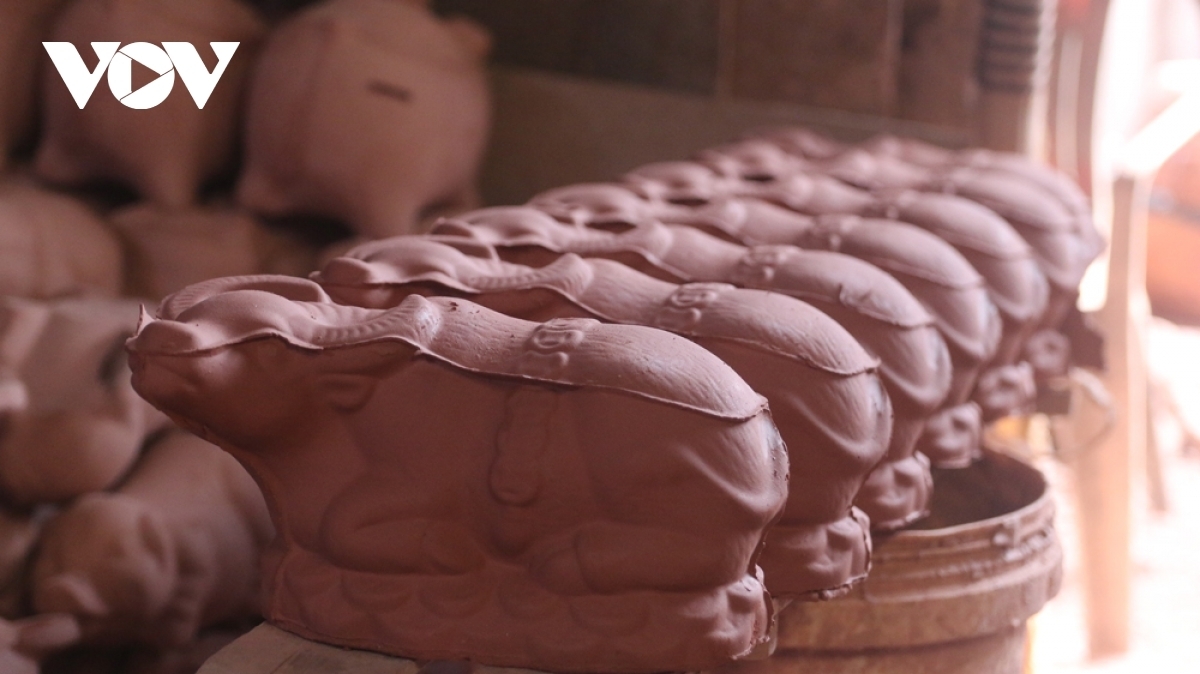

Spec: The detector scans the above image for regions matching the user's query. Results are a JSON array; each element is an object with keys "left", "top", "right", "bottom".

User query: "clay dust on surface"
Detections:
[{"left": 1030, "top": 318, "right": 1200, "bottom": 673}]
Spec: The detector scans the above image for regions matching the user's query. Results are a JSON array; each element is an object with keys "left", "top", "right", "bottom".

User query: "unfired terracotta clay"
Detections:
[
  {"left": 431, "top": 206, "right": 951, "bottom": 530},
  {"left": 532, "top": 183, "right": 998, "bottom": 469},
  {"left": 535, "top": 182, "right": 1000, "bottom": 409},
  {"left": 0, "top": 1, "right": 69, "bottom": 167},
  {"left": 128, "top": 275, "right": 786, "bottom": 673},
  {"left": 628, "top": 154, "right": 1049, "bottom": 370},
  {"left": 237, "top": 0, "right": 491, "bottom": 238},
  {"left": 0, "top": 180, "right": 123, "bottom": 299},
  {"left": 0, "top": 508, "right": 43, "bottom": 619},
  {"left": 0, "top": 296, "right": 170, "bottom": 505},
  {"left": 746, "top": 132, "right": 1101, "bottom": 331},
  {"left": 32, "top": 431, "right": 272, "bottom": 650},
  {"left": 774, "top": 129, "right": 1105, "bottom": 274},
  {"left": 35, "top": 0, "right": 265, "bottom": 207},
  {"left": 111, "top": 203, "right": 319, "bottom": 300},
  {"left": 316, "top": 235, "right": 889, "bottom": 598},
  {"left": 0, "top": 614, "right": 82, "bottom": 674}
]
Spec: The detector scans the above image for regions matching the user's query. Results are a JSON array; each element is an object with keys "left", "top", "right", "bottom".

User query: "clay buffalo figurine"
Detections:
[
  {"left": 630, "top": 145, "right": 1050, "bottom": 370},
  {"left": 128, "top": 275, "right": 786, "bottom": 673},
  {"left": 35, "top": 0, "right": 266, "bottom": 207},
  {"left": 725, "top": 133, "right": 1100, "bottom": 332},
  {"left": 31, "top": 432, "right": 272, "bottom": 650},
  {"left": 429, "top": 206, "right": 951, "bottom": 530},
  {"left": 316, "top": 234, "right": 889, "bottom": 598},
  {"left": 237, "top": 0, "right": 492, "bottom": 238},
  {"left": 0, "top": 296, "right": 170, "bottom": 505}
]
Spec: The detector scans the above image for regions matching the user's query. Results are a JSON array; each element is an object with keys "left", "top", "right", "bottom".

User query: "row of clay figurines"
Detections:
[
  {"left": 122, "top": 132, "right": 1101, "bottom": 674},
  {"left": 1, "top": 127, "right": 1099, "bottom": 672},
  {"left": 1, "top": 0, "right": 492, "bottom": 238}
]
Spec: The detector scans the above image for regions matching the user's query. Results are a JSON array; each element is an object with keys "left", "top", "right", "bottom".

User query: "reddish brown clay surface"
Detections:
[
  {"left": 720, "top": 448, "right": 1061, "bottom": 674},
  {"left": 111, "top": 203, "right": 318, "bottom": 301},
  {"left": 31, "top": 432, "right": 272, "bottom": 650},
  {"left": 0, "top": 297, "right": 170, "bottom": 506},
  {"left": 673, "top": 141, "right": 1051, "bottom": 369},
  {"left": 531, "top": 181, "right": 999, "bottom": 468},
  {"left": 316, "top": 234, "right": 888, "bottom": 598},
  {"left": 0, "top": 0, "right": 68, "bottom": 167},
  {"left": 0, "top": 180, "right": 123, "bottom": 299},
  {"left": 745, "top": 130, "right": 1102, "bottom": 331},
  {"left": 35, "top": 0, "right": 266, "bottom": 207},
  {"left": 128, "top": 275, "right": 787, "bottom": 673},
  {"left": 237, "top": 0, "right": 491, "bottom": 238},
  {"left": 432, "top": 206, "right": 949, "bottom": 531}
]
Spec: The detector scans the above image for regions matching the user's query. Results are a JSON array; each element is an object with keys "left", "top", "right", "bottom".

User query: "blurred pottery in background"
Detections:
[
  {"left": 0, "top": 297, "right": 169, "bottom": 506},
  {"left": 31, "top": 432, "right": 272, "bottom": 650},
  {"left": 35, "top": 0, "right": 266, "bottom": 207},
  {"left": 237, "top": 0, "right": 492, "bottom": 238},
  {"left": 111, "top": 203, "right": 318, "bottom": 301},
  {"left": 0, "top": 180, "right": 122, "bottom": 299},
  {"left": 0, "top": 0, "right": 69, "bottom": 167}
]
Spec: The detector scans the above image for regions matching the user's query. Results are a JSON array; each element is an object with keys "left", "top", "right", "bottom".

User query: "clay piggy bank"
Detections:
[
  {"left": 111, "top": 203, "right": 319, "bottom": 300},
  {"left": 35, "top": 0, "right": 266, "bottom": 207},
  {"left": 0, "top": 181, "right": 123, "bottom": 299},
  {"left": 128, "top": 276, "right": 786, "bottom": 673},
  {"left": 237, "top": 0, "right": 492, "bottom": 238},
  {"left": 32, "top": 431, "right": 272, "bottom": 650},
  {"left": 317, "top": 235, "right": 889, "bottom": 598},
  {"left": 430, "top": 206, "right": 951, "bottom": 530},
  {"left": 0, "top": 297, "right": 170, "bottom": 505},
  {"left": 0, "top": 1, "right": 69, "bottom": 166}
]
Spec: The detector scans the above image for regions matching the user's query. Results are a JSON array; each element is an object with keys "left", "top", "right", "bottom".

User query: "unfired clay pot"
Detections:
[
  {"left": 316, "top": 235, "right": 889, "bottom": 599},
  {"left": 532, "top": 181, "right": 1000, "bottom": 467},
  {"left": 35, "top": 0, "right": 266, "bottom": 207},
  {"left": 32, "top": 431, "right": 272, "bottom": 650},
  {"left": 111, "top": 203, "right": 319, "bottom": 300},
  {"left": 0, "top": 0, "right": 69, "bottom": 167},
  {"left": 128, "top": 275, "right": 787, "bottom": 673},
  {"left": 430, "top": 206, "right": 951, "bottom": 531},
  {"left": 237, "top": 0, "right": 491, "bottom": 238},
  {"left": 0, "top": 296, "right": 170, "bottom": 505},
  {"left": 0, "top": 180, "right": 123, "bottom": 299}
]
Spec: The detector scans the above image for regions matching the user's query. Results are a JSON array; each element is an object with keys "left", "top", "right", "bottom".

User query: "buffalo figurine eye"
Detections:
[{"left": 367, "top": 79, "right": 413, "bottom": 103}]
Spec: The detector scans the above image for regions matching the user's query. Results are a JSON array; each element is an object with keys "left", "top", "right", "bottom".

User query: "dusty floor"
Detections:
[{"left": 1030, "top": 319, "right": 1200, "bottom": 673}]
